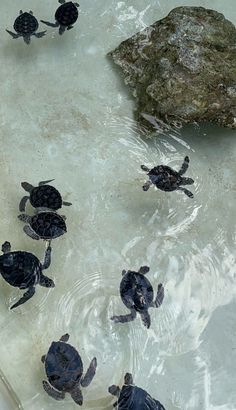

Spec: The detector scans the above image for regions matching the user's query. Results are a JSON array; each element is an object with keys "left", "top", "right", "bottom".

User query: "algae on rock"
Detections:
[{"left": 108, "top": 6, "right": 236, "bottom": 132}]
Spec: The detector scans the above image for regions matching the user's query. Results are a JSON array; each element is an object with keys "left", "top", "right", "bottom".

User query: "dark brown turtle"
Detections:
[
  {"left": 0, "top": 241, "right": 54, "bottom": 309},
  {"left": 6, "top": 10, "right": 46, "bottom": 44},
  {"left": 41, "top": 0, "right": 79, "bottom": 35},
  {"left": 111, "top": 266, "right": 164, "bottom": 329},
  {"left": 41, "top": 333, "right": 97, "bottom": 405},
  {"left": 141, "top": 156, "right": 194, "bottom": 198},
  {"left": 109, "top": 372, "right": 166, "bottom": 409},
  {"left": 18, "top": 211, "right": 67, "bottom": 241},
  {"left": 19, "top": 179, "right": 72, "bottom": 212}
]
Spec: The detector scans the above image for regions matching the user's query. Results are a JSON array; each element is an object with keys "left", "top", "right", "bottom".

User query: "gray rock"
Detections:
[{"left": 108, "top": 6, "right": 236, "bottom": 132}]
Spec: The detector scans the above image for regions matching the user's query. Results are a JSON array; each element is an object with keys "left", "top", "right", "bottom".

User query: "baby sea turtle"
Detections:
[
  {"left": 111, "top": 266, "right": 164, "bottom": 329},
  {"left": 109, "top": 372, "right": 166, "bottom": 409},
  {"left": 6, "top": 10, "right": 46, "bottom": 45},
  {"left": 141, "top": 156, "right": 194, "bottom": 198},
  {"left": 18, "top": 211, "right": 67, "bottom": 241},
  {"left": 41, "top": 0, "right": 79, "bottom": 35},
  {"left": 42, "top": 333, "right": 97, "bottom": 405},
  {"left": 0, "top": 241, "right": 54, "bottom": 309},
  {"left": 19, "top": 179, "right": 72, "bottom": 212}
]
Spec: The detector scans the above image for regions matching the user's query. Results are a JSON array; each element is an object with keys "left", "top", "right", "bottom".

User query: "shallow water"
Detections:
[{"left": 0, "top": 0, "right": 235, "bottom": 409}]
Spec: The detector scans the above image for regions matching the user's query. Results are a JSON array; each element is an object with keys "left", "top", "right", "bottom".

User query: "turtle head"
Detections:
[{"left": 1, "top": 242, "right": 11, "bottom": 254}]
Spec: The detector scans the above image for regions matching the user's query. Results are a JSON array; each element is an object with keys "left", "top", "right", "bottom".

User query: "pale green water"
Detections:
[{"left": 0, "top": 0, "right": 235, "bottom": 409}]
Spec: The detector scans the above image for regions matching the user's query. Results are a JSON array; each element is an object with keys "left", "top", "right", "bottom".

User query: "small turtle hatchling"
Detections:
[
  {"left": 141, "top": 156, "right": 194, "bottom": 198},
  {"left": 6, "top": 10, "right": 46, "bottom": 44},
  {"left": 18, "top": 210, "right": 67, "bottom": 241},
  {"left": 109, "top": 372, "right": 166, "bottom": 409},
  {"left": 0, "top": 241, "right": 54, "bottom": 309},
  {"left": 19, "top": 179, "right": 72, "bottom": 212},
  {"left": 42, "top": 333, "right": 97, "bottom": 405},
  {"left": 41, "top": 0, "right": 79, "bottom": 35},
  {"left": 111, "top": 266, "right": 164, "bottom": 329}
]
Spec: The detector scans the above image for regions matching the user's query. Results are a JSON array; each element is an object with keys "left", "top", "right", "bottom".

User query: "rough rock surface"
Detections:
[{"left": 108, "top": 6, "right": 236, "bottom": 132}]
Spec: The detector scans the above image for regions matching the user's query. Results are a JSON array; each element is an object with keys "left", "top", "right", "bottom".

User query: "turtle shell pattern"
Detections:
[
  {"left": 0, "top": 251, "right": 40, "bottom": 288},
  {"left": 45, "top": 341, "right": 83, "bottom": 392},
  {"left": 55, "top": 2, "right": 79, "bottom": 26},
  {"left": 30, "top": 185, "right": 63, "bottom": 210},
  {"left": 120, "top": 271, "right": 154, "bottom": 312},
  {"left": 14, "top": 12, "right": 39, "bottom": 35},
  {"left": 30, "top": 212, "right": 67, "bottom": 239},
  {"left": 148, "top": 166, "right": 181, "bottom": 192},
  {"left": 118, "top": 385, "right": 165, "bottom": 409}
]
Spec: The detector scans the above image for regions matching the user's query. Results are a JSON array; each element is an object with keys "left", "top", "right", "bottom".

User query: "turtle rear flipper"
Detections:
[
  {"left": 153, "top": 283, "right": 164, "bottom": 308},
  {"left": 81, "top": 357, "right": 97, "bottom": 387},
  {"left": 23, "top": 224, "right": 40, "bottom": 240},
  {"left": 178, "top": 187, "right": 194, "bottom": 198},
  {"left": 42, "top": 380, "right": 65, "bottom": 401},
  {"left": 19, "top": 196, "right": 30, "bottom": 212},
  {"left": 6, "top": 30, "right": 20, "bottom": 39},
  {"left": 71, "top": 386, "right": 83, "bottom": 405},
  {"left": 10, "top": 286, "right": 35, "bottom": 309},
  {"left": 34, "top": 31, "right": 47, "bottom": 38},
  {"left": 111, "top": 308, "right": 136, "bottom": 324}
]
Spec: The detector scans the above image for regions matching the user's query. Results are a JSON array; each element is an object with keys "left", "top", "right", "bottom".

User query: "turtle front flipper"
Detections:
[
  {"left": 10, "top": 286, "right": 35, "bottom": 309},
  {"left": 111, "top": 308, "right": 136, "bottom": 324},
  {"left": 38, "top": 179, "right": 55, "bottom": 186},
  {"left": 19, "top": 196, "right": 30, "bottom": 212},
  {"left": 177, "top": 187, "right": 194, "bottom": 198},
  {"left": 81, "top": 357, "right": 97, "bottom": 387},
  {"left": 6, "top": 30, "right": 20, "bottom": 39},
  {"left": 23, "top": 224, "right": 40, "bottom": 240},
  {"left": 40, "top": 20, "right": 59, "bottom": 28},
  {"left": 140, "top": 310, "right": 151, "bottom": 328},
  {"left": 42, "top": 380, "right": 65, "bottom": 401},
  {"left": 178, "top": 156, "right": 189, "bottom": 176},
  {"left": 71, "top": 385, "right": 83, "bottom": 405}
]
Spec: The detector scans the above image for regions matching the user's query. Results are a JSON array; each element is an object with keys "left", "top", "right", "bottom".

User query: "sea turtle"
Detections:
[
  {"left": 19, "top": 179, "right": 72, "bottom": 212},
  {"left": 6, "top": 10, "right": 46, "bottom": 44},
  {"left": 41, "top": 333, "right": 97, "bottom": 405},
  {"left": 0, "top": 241, "right": 54, "bottom": 309},
  {"left": 41, "top": 0, "right": 79, "bottom": 35},
  {"left": 18, "top": 210, "right": 67, "bottom": 241},
  {"left": 141, "top": 156, "right": 194, "bottom": 198},
  {"left": 111, "top": 266, "right": 164, "bottom": 329},
  {"left": 109, "top": 372, "right": 166, "bottom": 409}
]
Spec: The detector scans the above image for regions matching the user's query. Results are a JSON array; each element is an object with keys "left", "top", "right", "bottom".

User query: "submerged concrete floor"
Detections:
[{"left": 0, "top": 0, "right": 235, "bottom": 409}]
